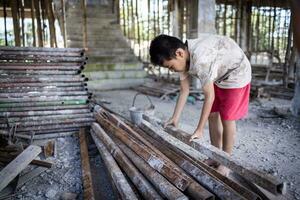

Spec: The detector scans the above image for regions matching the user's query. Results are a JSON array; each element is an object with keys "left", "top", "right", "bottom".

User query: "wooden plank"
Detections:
[
  {"left": 90, "top": 130, "right": 138, "bottom": 200},
  {"left": 95, "top": 111, "right": 214, "bottom": 200},
  {"left": 79, "top": 128, "right": 95, "bottom": 200},
  {"left": 0, "top": 145, "right": 41, "bottom": 192},
  {"left": 95, "top": 114, "right": 190, "bottom": 192},
  {"left": 136, "top": 126, "right": 248, "bottom": 200},
  {"left": 142, "top": 116, "right": 286, "bottom": 196},
  {"left": 144, "top": 128, "right": 261, "bottom": 200},
  {"left": 164, "top": 125, "right": 286, "bottom": 196},
  {"left": 91, "top": 123, "right": 162, "bottom": 200},
  {"left": 17, "top": 167, "right": 47, "bottom": 188},
  {"left": 116, "top": 139, "right": 188, "bottom": 200}
]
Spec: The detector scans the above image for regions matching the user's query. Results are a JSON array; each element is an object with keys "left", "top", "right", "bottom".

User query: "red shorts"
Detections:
[{"left": 210, "top": 83, "right": 250, "bottom": 120}]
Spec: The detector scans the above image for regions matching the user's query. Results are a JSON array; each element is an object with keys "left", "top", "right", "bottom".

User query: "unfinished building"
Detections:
[{"left": 0, "top": 0, "right": 299, "bottom": 199}]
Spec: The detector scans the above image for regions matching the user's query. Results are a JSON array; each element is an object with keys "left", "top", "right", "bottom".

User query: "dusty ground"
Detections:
[
  {"left": 8, "top": 86, "right": 299, "bottom": 200},
  {"left": 95, "top": 88, "right": 300, "bottom": 200}
]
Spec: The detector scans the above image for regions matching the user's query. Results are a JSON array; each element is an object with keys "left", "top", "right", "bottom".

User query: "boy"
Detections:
[{"left": 149, "top": 34, "right": 251, "bottom": 176}]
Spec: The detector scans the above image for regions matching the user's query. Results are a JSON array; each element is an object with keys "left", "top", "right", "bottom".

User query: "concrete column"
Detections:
[
  {"left": 193, "top": 0, "right": 216, "bottom": 89},
  {"left": 239, "top": 1, "right": 251, "bottom": 53},
  {"left": 197, "top": 0, "right": 216, "bottom": 34},
  {"left": 172, "top": 0, "right": 180, "bottom": 38},
  {"left": 292, "top": 56, "right": 300, "bottom": 116}
]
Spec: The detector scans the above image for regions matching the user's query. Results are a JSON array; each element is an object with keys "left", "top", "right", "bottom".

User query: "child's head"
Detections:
[{"left": 150, "top": 35, "right": 189, "bottom": 72}]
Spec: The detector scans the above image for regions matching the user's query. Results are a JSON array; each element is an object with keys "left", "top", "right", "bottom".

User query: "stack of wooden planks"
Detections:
[{"left": 90, "top": 106, "right": 286, "bottom": 200}]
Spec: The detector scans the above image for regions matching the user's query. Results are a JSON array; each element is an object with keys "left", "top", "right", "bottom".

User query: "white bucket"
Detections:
[{"left": 129, "top": 93, "right": 155, "bottom": 125}]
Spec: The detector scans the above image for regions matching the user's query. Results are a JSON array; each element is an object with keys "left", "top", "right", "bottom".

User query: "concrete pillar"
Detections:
[
  {"left": 193, "top": 0, "right": 216, "bottom": 89},
  {"left": 197, "top": 0, "right": 216, "bottom": 34},
  {"left": 239, "top": 1, "right": 251, "bottom": 53},
  {"left": 172, "top": 0, "right": 180, "bottom": 38},
  {"left": 187, "top": 0, "right": 199, "bottom": 39},
  {"left": 291, "top": 56, "right": 300, "bottom": 116}
]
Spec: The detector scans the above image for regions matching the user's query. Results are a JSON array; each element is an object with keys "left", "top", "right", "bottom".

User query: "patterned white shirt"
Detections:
[{"left": 180, "top": 34, "right": 252, "bottom": 89}]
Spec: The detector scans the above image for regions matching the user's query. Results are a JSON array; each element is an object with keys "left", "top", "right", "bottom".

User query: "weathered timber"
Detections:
[
  {"left": 164, "top": 125, "right": 287, "bottom": 195},
  {"left": 231, "top": 173, "right": 272, "bottom": 200},
  {"left": 95, "top": 107, "right": 177, "bottom": 159},
  {"left": 141, "top": 117, "right": 286, "bottom": 196},
  {"left": 136, "top": 126, "right": 248, "bottom": 200},
  {"left": 144, "top": 124, "right": 261, "bottom": 200},
  {"left": 79, "top": 128, "right": 95, "bottom": 200},
  {"left": 95, "top": 113, "right": 214, "bottom": 200},
  {"left": 95, "top": 114, "right": 190, "bottom": 192},
  {"left": 90, "top": 130, "right": 138, "bottom": 200},
  {"left": 17, "top": 167, "right": 47, "bottom": 188},
  {"left": 92, "top": 123, "right": 162, "bottom": 200},
  {"left": 116, "top": 139, "right": 188, "bottom": 200},
  {"left": 0, "top": 156, "right": 52, "bottom": 168},
  {"left": 0, "top": 145, "right": 41, "bottom": 192}
]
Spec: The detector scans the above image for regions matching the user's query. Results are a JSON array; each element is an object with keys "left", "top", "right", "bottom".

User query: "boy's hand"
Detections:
[
  {"left": 189, "top": 129, "right": 204, "bottom": 142},
  {"left": 163, "top": 118, "right": 178, "bottom": 128}
]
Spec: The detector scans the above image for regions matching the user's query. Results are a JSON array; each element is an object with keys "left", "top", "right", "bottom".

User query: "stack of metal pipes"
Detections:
[
  {"left": 91, "top": 107, "right": 286, "bottom": 200},
  {"left": 0, "top": 47, "right": 94, "bottom": 139}
]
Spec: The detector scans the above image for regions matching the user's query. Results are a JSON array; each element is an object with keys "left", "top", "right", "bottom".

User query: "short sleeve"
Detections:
[
  {"left": 195, "top": 62, "right": 218, "bottom": 87},
  {"left": 179, "top": 72, "right": 189, "bottom": 81}
]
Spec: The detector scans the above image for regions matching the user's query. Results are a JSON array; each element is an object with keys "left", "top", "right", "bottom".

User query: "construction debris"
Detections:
[
  {"left": 0, "top": 145, "right": 41, "bottom": 192},
  {"left": 134, "top": 82, "right": 204, "bottom": 102}
]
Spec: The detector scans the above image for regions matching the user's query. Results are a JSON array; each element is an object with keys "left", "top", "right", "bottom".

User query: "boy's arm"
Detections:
[
  {"left": 164, "top": 77, "right": 190, "bottom": 128},
  {"left": 190, "top": 81, "right": 215, "bottom": 141}
]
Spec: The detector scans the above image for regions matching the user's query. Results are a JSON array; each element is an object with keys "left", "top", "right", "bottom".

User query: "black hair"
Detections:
[{"left": 149, "top": 34, "right": 186, "bottom": 66}]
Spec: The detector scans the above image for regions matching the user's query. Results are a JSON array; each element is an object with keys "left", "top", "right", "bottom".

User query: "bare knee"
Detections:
[{"left": 208, "top": 112, "right": 220, "bottom": 122}]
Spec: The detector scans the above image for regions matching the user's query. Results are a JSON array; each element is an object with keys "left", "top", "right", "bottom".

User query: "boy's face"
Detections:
[{"left": 162, "top": 48, "right": 189, "bottom": 72}]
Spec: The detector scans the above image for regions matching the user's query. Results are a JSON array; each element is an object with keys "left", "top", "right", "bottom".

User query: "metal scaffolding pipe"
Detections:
[{"left": 91, "top": 123, "right": 162, "bottom": 200}]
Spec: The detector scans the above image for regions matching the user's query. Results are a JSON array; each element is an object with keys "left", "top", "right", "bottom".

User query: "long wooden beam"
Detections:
[
  {"left": 90, "top": 130, "right": 138, "bottom": 200},
  {"left": 95, "top": 111, "right": 214, "bottom": 200},
  {"left": 135, "top": 123, "right": 261, "bottom": 200},
  {"left": 0, "top": 145, "right": 41, "bottom": 192},
  {"left": 115, "top": 138, "right": 188, "bottom": 200},
  {"left": 95, "top": 115, "right": 190, "bottom": 192},
  {"left": 79, "top": 128, "right": 95, "bottom": 200},
  {"left": 91, "top": 123, "right": 162, "bottom": 200},
  {"left": 141, "top": 117, "right": 286, "bottom": 196},
  {"left": 136, "top": 125, "right": 249, "bottom": 200}
]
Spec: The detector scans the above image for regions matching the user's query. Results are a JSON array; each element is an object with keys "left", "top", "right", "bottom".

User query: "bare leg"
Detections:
[
  {"left": 205, "top": 112, "right": 223, "bottom": 167},
  {"left": 222, "top": 120, "right": 236, "bottom": 155},
  {"left": 217, "top": 120, "right": 236, "bottom": 176}
]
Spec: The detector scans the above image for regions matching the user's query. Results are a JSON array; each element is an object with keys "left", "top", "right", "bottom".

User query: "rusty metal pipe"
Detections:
[
  {"left": 91, "top": 123, "right": 162, "bottom": 200},
  {"left": 90, "top": 130, "right": 138, "bottom": 200}
]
